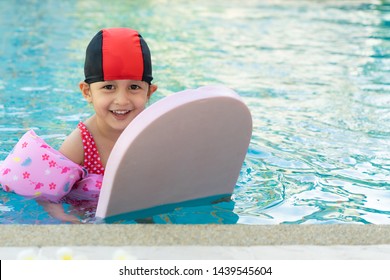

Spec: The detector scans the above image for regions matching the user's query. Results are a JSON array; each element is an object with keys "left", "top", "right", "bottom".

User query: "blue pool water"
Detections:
[{"left": 0, "top": 0, "right": 389, "bottom": 224}]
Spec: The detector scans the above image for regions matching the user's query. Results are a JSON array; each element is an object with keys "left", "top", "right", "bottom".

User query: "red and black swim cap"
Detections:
[{"left": 84, "top": 28, "right": 153, "bottom": 84}]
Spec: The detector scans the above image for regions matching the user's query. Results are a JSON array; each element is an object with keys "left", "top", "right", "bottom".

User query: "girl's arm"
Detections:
[{"left": 38, "top": 200, "right": 81, "bottom": 224}]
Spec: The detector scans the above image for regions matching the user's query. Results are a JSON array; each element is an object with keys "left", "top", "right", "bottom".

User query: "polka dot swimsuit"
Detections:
[{"left": 78, "top": 122, "right": 105, "bottom": 175}]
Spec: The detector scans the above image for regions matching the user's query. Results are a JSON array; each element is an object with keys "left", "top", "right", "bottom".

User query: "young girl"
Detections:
[
  {"left": 0, "top": 28, "right": 157, "bottom": 223},
  {"left": 55, "top": 28, "right": 158, "bottom": 222}
]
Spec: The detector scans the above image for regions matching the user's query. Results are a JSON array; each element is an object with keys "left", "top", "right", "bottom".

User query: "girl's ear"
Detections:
[
  {"left": 79, "top": 81, "right": 92, "bottom": 102},
  {"left": 147, "top": 84, "right": 158, "bottom": 99}
]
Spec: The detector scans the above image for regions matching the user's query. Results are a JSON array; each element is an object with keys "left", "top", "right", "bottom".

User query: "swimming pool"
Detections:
[{"left": 0, "top": 0, "right": 389, "bottom": 224}]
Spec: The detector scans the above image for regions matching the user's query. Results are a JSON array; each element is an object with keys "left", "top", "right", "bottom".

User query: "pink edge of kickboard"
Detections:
[{"left": 95, "top": 85, "right": 252, "bottom": 219}]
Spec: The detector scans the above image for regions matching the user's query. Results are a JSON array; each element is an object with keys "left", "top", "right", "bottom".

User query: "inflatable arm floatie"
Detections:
[{"left": 0, "top": 130, "right": 102, "bottom": 202}]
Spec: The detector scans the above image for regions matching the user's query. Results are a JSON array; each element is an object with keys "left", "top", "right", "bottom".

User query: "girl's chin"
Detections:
[{"left": 109, "top": 116, "right": 134, "bottom": 130}]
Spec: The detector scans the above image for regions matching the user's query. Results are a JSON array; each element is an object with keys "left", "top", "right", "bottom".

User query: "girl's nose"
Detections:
[{"left": 114, "top": 88, "right": 131, "bottom": 105}]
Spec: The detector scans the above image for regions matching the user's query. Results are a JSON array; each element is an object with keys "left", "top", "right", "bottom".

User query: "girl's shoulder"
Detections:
[{"left": 59, "top": 126, "right": 85, "bottom": 165}]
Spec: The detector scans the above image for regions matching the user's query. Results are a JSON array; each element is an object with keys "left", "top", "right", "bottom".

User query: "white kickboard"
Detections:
[{"left": 95, "top": 85, "right": 252, "bottom": 220}]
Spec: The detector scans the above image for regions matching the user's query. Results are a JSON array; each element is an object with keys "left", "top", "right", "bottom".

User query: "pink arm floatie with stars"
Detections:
[{"left": 0, "top": 130, "right": 102, "bottom": 202}]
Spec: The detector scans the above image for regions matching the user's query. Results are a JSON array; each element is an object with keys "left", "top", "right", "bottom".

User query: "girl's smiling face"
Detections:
[{"left": 81, "top": 79, "right": 157, "bottom": 133}]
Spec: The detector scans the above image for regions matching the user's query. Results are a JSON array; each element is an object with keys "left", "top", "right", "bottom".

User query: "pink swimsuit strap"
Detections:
[{"left": 78, "top": 122, "right": 105, "bottom": 175}]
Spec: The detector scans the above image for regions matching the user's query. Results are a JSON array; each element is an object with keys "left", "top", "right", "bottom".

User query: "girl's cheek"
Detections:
[{"left": 135, "top": 97, "right": 148, "bottom": 108}]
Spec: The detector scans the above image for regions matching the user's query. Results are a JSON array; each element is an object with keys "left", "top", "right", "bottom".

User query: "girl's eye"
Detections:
[
  {"left": 103, "top": 85, "right": 115, "bottom": 90},
  {"left": 130, "top": 84, "right": 141, "bottom": 90}
]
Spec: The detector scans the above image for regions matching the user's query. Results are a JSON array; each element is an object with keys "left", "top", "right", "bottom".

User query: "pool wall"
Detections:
[{"left": 1, "top": 224, "right": 390, "bottom": 259}]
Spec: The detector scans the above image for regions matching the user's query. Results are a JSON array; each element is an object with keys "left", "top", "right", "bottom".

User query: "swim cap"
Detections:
[{"left": 84, "top": 28, "right": 153, "bottom": 84}]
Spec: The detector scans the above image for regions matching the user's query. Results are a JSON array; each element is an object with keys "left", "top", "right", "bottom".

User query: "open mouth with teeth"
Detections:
[{"left": 110, "top": 110, "right": 131, "bottom": 118}]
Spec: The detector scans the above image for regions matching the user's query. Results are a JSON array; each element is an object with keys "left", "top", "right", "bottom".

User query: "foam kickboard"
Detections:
[{"left": 95, "top": 85, "right": 252, "bottom": 220}]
